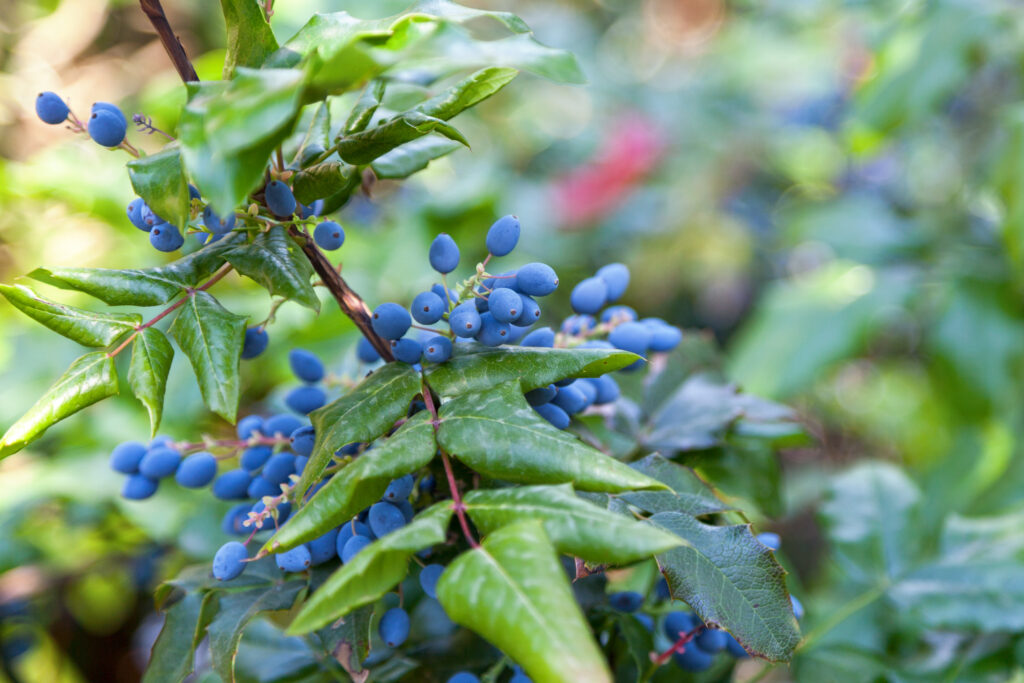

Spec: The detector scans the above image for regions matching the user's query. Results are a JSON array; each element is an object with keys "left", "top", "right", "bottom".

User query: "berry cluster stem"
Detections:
[{"left": 650, "top": 624, "right": 706, "bottom": 669}]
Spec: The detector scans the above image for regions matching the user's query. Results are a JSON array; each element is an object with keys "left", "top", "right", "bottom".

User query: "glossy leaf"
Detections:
[
  {"left": 0, "top": 283, "right": 139, "bottom": 347},
  {"left": 336, "top": 111, "right": 468, "bottom": 165},
  {"left": 417, "top": 67, "right": 518, "bottom": 120},
  {"left": 437, "top": 521, "right": 611, "bottom": 683},
  {"left": 345, "top": 80, "right": 385, "bottom": 134},
  {"left": 292, "top": 160, "right": 360, "bottom": 205},
  {"left": 463, "top": 484, "right": 683, "bottom": 565},
  {"left": 169, "top": 291, "right": 246, "bottom": 423},
  {"left": 317, "top": 604, "right": 372, "bottom": 680},
  {"left": 370, "top": 136, "right": 462, "bottom": 179},
  {"left": 296, "top": 101, "right": 331, "bottom": 160},
  {"left": 128, "top": 327, "right": 174, "bottom": 436},
  {"left": 271, "top": 412, "right": 437, "bottom": 551},
  {"left": 294, "top": 362, "right": 422, "bottom": 502},
  {"left": 0, "top": 351, "right": 118, "bottom": 457},
  {"left": 287, "top": 503, "right": 452, "bottom": 634},
  {"left": 142, "top": 591, "right": 218, "bottom": 683},
  {"left": 651, "top": 512, "right": 800, "bottom": 661},
  {"left": 620, "top": 454, "right": 732, "bottom": 516},
  {"left": 223, "top": 226, "right": 319, "bottom": 311},
  {"left": 127, "top": 147, "right": 190, "bottom": 228},
  {"left": 438, "top": 382, "right": 665, "bottom": 493},
  {"left": 220, "top": 0, "right": 279, "bottom": 78}
]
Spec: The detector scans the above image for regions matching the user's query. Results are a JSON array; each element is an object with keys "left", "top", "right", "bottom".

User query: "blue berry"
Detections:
[
  {"left": 673, "top": 644, "right": 713, "bottom": 672},
  {"left": 262, "top": 452, "right": 296, "bottom": 485},
  {"left": 476, "top": 312, "right": 510, "bottom": 346},
  {"left": 575, "top": 378, "right": 597, "bottom": 405},
  {"left": 432, "top": 283, "right": 457, "bottom": 304},
  {"left": 237, "top": 414, "right": 264, "bottom": 439},
  {"left": 202, "top": 205, "right": 236, "bottom": 234},
  {"left": 636, "top": 614, "right": 655, "bottom": 632},
  {"left": 757, "top": 532, "right": 781, "bottom": 551},
  {"left": 149, "top": 224, "right": 184, "bottom": 252},
  {"left": 487, "top": 288, "right": 522, "bottom": 324},
  {"left": 534, "top": 402, "right": 569, "bottom": 429},
  {"left": 448, "top": 674, "right": 480, "bottom": 683},
  {"left": 608, "top": 321, "right": 651, "bottom": 356},
  {"left": 222, "top": 504, "right": 252, "bottom": 535},
  {"left": 309, "top": 528, "right": 339, "bottom": 566},
  {"left": 35, "top": 92, "right": 68, "bottom": 124},
  {"left": 285, "top": 386, "right": 327, "bottom": 415},
  {"left": 515, "top": 295, "right": 541, "bottom": 325},
  {"left": 264, "top": 413, "right": 303, "bottom": 437},
  {"left": 379, "top": 607, "right": 410, "bottom": 648},
  {"left": 521, "top": 327, "right": 555, "bottom": 348},
  {"left": 294, "top": 455, "right": 308, "bottom": 473},
  {"left": 570, "top": 277, "right": 608, "bottom": 315},
  {"left": 382, "top": 474, "right": 414, "bottom": 502},
  {"left": 368, "top": 501, "right": 406, "bottom": 537},
  {"left": 428, "top": 233, "right": 460, "bottom": 273},
  {"left": 336, "top": 520, "right": 374, "bottom": 555},
  {"left": 516, "top": 263, "right": 559, "bottom": 296},
  {"left": 411, "top": 291, "right": 446, "bottom": 324},
  {"left": 276, "top": 545, "right": 312, "bottom": 572},
  {"left": 175, "top": 452, "right": 218, "bottom": 488},
  {"left": 241, "top": 327, "right": 268, "bottom": 359},
  {"left": 449, "top": 302, "right": 481, "bottom": 338},
  {"left": 356, "top": 336, "right": 381, "bottom": 363},
  {"left": 213, "top": 541, "right": 248, "bottom": 581},
  {"left": 87, "top": 109, "right": 126, "bottom": 147},
  {"left": 247, "top": 475, "right": 280, "bottom": 499},
  {"left": 189, "top": 184, "right": 201, "bottom": 200},
  {"left": 608, "top": 591, "right": 643, "bottom": 612},
  {"left": 314, "top": 221, "right": 345, "bottom": 250},
  {"left": 525, "top": 384, "right": 556, "bottom": 406},
  {"left": 127, "top": 199, "right": 150, "bottom": 231},
  {"left": 663, "top": 611, "right": 698, "bottom": 640},
  {"left": 422, "top": 336, "right": 452, "bottom": 363},
  {"left": 791, "top": 595, "right": 804, "bottom": 620},
  {"left": 265, "top": 180, "right": 296, "bottom": 217},
  {"left": 91, "top": 102, "right": 126, "bottom": 127},
  {"left": 140, "top": 205, "right": 165, "bottom": 230},
  {"left": 552, "top": 383, "right": 589, "bottom": 414},
  {"left": 240, "top": 445, "right": 273, "bottom": 472},
  {"left": 420, "top": 564, "right": 444, "bottom": 599},
  {"left": 396, "top": 499, "right": 414, "bottom": 522},
  {"left": 212, "top": 469, "right": 253, "bottom": 500},
  {"left": 724, "top": 633, "right": 749, "bottom": 658},
  {"left": 341, "top": 534, "right": 372, "bottom": 563},
  {"left": 601, "top": 305, "right": 637, "bottom": 324},
  {"left": 561, "top": 314, "right": 595, "bottom": 336},
  {"left": 122, "top": 474, "right": 158, "bottom": 500},
  {"left": 291, "top": 425, "right": 316, "bottom": 457},
  {"left": 642, "top": 318, "right": 683, "bottom": 352},
  {"left": 485, "top": 214, "right": 520, "bottom": 256},
  {"left": 597, "top": 263, "right": 630, "bottom": 302},
  {"left": 110, "top": 441, "right": 147, "bottom": 474},
  {"left": 585, "top": 375, "right": 620, "bottom": 404},
  {"left": 372, "top": 303, "right": 412, "bottom": 340},
  {"left": 695, "top": 627, "right": 727, "bottom": 653},
  {"left": 139, "top": 446, "right": 181, "bottom": 479},
  {"left": 391, "top": 337, "right": 423, "bottom": 364}
]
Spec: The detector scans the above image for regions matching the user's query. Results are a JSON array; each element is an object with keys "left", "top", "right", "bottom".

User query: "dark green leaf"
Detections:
[
  {"left": 292, "top": 161, "right": 360, "bottom": 205},
  {"left": 169, "top": 291, "right": 246, "bottom": 423},
  {"left": 220, "top": 0, "right": 279, "bottom": 78},
  {"left": 620, "top": 455, "right": 732, "bottom": 516},
  {"left": 0, "top": 283, "right": 139, "bottom": 347},
  {"left": 296, "top": 101, "right": 331, "bottom": 161},
  {"left": 463, "top": 484, "right": 682, "bottom": 565},
  {"left": 223, "top": 226, "right": 319, "bottom": 311},
  {"left": 417, "top": 67, "right": 518, "bottom": 120},
  {"left": 370, "top": 137, "right": 461, "bottom": 179},
  {"left": 0, "top": 351, "right": 118, "bottom": 457},
  {"left": 317, "top": 605, "right": 372, "bottom": 679},
  {"left": 651, "top": 512, "right": 800, "bottom": 661},
  {"left": 438, "top": 382, "right": 665, "bottom": 493},
  {"left": 611, "top": 613, "right": 654, "bottom": 681},
  {"left": 336, "top": 111, "right": 468, "bottom": 165},
  {"left": 437, "top": 521, "right": 611, "bottom": 683},
  {"left": 271, "top": 412, "right": 436, "bottom": 551},
  {"left": 345, "top": 80, "right": 385, "bottom": 134},
  {"left": 287, "top": 503, "right": 452, "bottom": 634},
  {"left": 128, "top": 327, "right": 174, "bottom": 436},
  {"left": 142, "top": 591, "right": 218, "bottom": 683},
  {"left": 127, "top": 147, "right": 190, "bottom": 228}
]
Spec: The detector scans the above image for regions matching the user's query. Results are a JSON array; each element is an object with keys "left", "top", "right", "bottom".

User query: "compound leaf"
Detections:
[
  {"left": 0, "top": 283, "right": 139, "bottom": 347},
  {"left": 223, "top": 226, "right": 319, "bottom": 311},
  {"left": 128, "top": 327, "right": 174, "bottom": 436}
]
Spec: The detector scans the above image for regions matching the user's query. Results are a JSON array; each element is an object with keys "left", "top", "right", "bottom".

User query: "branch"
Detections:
[{"left": 139, "top": 0, "right": 199, "bottom": 82}]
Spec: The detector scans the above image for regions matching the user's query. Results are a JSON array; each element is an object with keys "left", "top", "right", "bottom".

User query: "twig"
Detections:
[{"left": 139, "top": 0, "right": 199, "bottom": 82}]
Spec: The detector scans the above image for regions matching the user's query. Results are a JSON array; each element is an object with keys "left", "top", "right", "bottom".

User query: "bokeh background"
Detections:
[{"left": 3, "top": 0, "right": 1024, "bottom": 681}]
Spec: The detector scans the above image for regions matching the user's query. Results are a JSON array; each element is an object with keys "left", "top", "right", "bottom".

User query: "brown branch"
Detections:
[{"left": 139, "top": 0, "right": 199, "bottom": 82}]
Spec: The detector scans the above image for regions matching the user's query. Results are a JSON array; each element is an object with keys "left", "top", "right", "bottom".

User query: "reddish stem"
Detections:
[{"left": 652, "top": 624, "right": 706, "bottom": 667}]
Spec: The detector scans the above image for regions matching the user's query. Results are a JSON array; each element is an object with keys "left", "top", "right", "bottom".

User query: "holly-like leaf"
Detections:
[
  {"left": 142, "top": 591, "right": 218, "bottom": 683},
  {"left": 463, "top": 484, "right": 683, "bottom": 565},
  {"left": 128, "top": 327, "right": 174, "bottom": 436},
  {"left": 169, "top": 291, "right": 246, "bottom": 423},
  {"left": 651, "top": 512, "right": 801, "bottom": 662},
  {"left": 438, "top": 382, "right": 665, "bottom": 493},
  {"left": 292, "top": 161, "right": 360, "bottom": 205},
  {"left": 425, "top": 343, "right": 639, "bottom": 397},
  {"left": 437, "top": 521, "right": 611, "bottom": 683},
  {"left": 220, "top": 0, "right": 279, "bottom": 78},
  {"left": 345, "top": 80, "right": 385, "bottom": 134},
  {"left": 271, "top": 413, "right": 436, "bottom": 551},
  {"left": 0, "top": 351, "right": 118, "bottom": 458},
  {"left": 620, "top": 454, "right": 732, "bottom": 516},
  {"left": 127, "top": 147, "right": 190, "bottom": 228},
  {"left": 370, "top": 137, "right": 462, "bottom": 179},
  {"left": 223, "top": 226, "right": 319, "bottom": 311},
  {"left": 287, "top": 503, "right": 452, "bottom": 635},
  {"left": 0, "top": 284, "right": 140, "bottom": 347},
  {"left": 336, "top": 111, "right": 468, "bottom": 165},
  {"left": 294, "top": 362, "right": 422, "bottom": 503}
]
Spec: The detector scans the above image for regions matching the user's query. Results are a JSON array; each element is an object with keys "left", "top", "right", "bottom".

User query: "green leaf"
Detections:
[
  {"left": 317, "top": 604, "right": 372, "bottom": 679},
  {"left": 463, "top": 484, "right": 683, "bottom": 565},
  {"left": 179, "top": 69, "right": 307, "bottom": 214},
  {"left": 287, "top": 503, "right": 452, "bottom": 634},
  {"left": 169, "top": 291, "right": 246, "bottom": 423},
  {"left": 609, "top": 613, "right": 654, "bottom": 681},
  {"left": 271, "top": 412, "right": 437, "bottom": 551},
  {"left": 292, "top": 161, "right": 360, "bottom": 205},
  {"left": 223, "top": 226, "right": 319, "bottom": 311},
  {"left": 336, "top": 110, "right": 468, "bottom": 165},
  {"left": 294, "top": 362, "right": 422, "bottom": 503},
  {"left": 438, "top": 382, "right": 665, "bottom": 493},
  {"left": 127, "top": 147, "right": 190, "bottom": 228},
  {"left": 220, "top": 0, "right": 279, "bottom": 78},
  {"left": 128, "top": 328, "right": 174, "bottom": 436},
  {"left": 0, "top": 283, "right": 140, "bottom": 347},
  {"left": 0, "top": 351, "right": 118, "bottom": 458},
  {"left": 370, "top": 136, "right": 461, "bottom": 179},
  {"left": 345, "top": 80, "right": 385, "bottom": 134},
  {"left": 296, "top": 101, "right": 331, "bottom": 161},
  {"left": 650, "top": 512, "right": 801, "bottom": 662},
  {"left": 425, "top": 343, "right": 639, "bottom": 397},
  {"left": 142, "top": 591, "right": 218, "bottom": 683},
  {"left": 417, "top": 66, "right": 518, "bottom": 120},
  {"left": 437, "top": 521, "right": 611, "bottom": 683},
  {"left": 620, "top": 454, "right": 732, "bottom": 516}
]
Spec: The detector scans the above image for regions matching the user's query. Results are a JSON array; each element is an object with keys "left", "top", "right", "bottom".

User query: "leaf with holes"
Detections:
[
  {"left": 128, "top": 327, "right": 174, "bottom": 436},
  {"left": 0, "top": 284, "right": 139, "bottom": 347},
  {"left": 223, "top": 226, "right": 319, "bottom": 311}
]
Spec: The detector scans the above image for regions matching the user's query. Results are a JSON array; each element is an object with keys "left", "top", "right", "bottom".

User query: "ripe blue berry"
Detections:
[
  {"left": 448, "top": 674, "right": 480, "bottom": 683},
  {"left": 289, "top": 347, "right": 326, "bottom": 382},
  {"left": 286, "top": 386, "right": 326, "bottom": 415},
  {"left": 428, "top": 233, "right": 460, "bottom": 274},
  {"left": 127, "top": 199, "right": 150, "bottom": 231},
  {"left": 189, "top": 184, "right": 201, "bottom": 200},
  {"left": 642, "top": 318, "right": 683, "bottom": 352},
  {"left": 308, "top": 528, "right": 339, "bottom": 566},
  {"left": 725, "top": 633, "right": 749, "bottom": 658},
  {"left": 379, "top": 607, "right": 411, "bottom": 648},
  {"left": 262, "top": 452, "right": 296, "bottom": 485},
  {"left": 291, "top": 425, "right": 316, "bottom": 457},
  {"left": 608, "top": 321, "right": 651, "bottom": 356},
  {"left": 122, "top": 474, "right": 158, "bottom": 500},
  {"left": 368, "top": 501, "right": 406, "bottom": 537},
  {"left": 561, "top": 314, "right": 595, "bottom": 336},
  {"left": 411, "top": 291, "right": 446, "bottom": 324},
  {"left": 791, "top": 595, "right": 804, "bottom": 620},
  {"left": 391, "top": 337, "right": 423, "bottom": 364},
  {"left": 383, "top": 474, "right": 414, "bottom": 502},
  {"left": 432, "top": 283, "right": 457, "bottom": 303},
  {"left": 87, "top": 109, "right": 127, "bottom": 147},
  {"left": 372, "top": 303, "right": 412, "bottom": 340},
  {"left": 35, "top": 92, "right": 69, "bottom": 124},
  {"left": 585, "top": 375, "right": 620, "bottom": 404},
  {"left": 314, "top": 221, "right": 345, "bottom": 250},
  {"left": 248, "top": 475, "right": 279, "bottom": 499},
  {"left": 516, "top": 263, "right": 559, "bottom": 296},
  {"left": 336, "top": 520, "right": 373, "bottom": 554},
  {"left": 757, "top": 532, "right": 781, "bottom": 551},
  {"left": 487, "top": 288, "right": 522, "bottom": 324},
  {"left": 222, "top": 503, "right": 251, "bottom": 535},
  {"left": 695, "top": 627, "right": 727, "bottom": 653},
  {"left": 597, "top": 263, "right": 630, "bottom": 302},
  {"left": 525, "top": 384, "right": 556, "bottom": 406},
  {"left": 276, "top": 545, "right": 312, "bottom": 572},
  {"left": 515, "top": 295, "right": 541, "bottom": 325},
  {"left": 485, "top": 214, "right": 520, "bottom": 256},
  {"left": 601, "top": 305, "right": 638, "bottom": 324},
  {"left": 419, "top": 564, "right": 444, "bottom": 598},
  {"left": 422, "top": 336, "right": 452, "bottom": 363},
  {"left": 139, "top": 446, "right": 181, "bottom": 479},
  {"left": 534, "top": 402, "right": 569, "bottom": 429},
  {"left": 202, "top": 205, "right": 235, "bottom": 234},
  {"left": 213, "top": 541, "right": 248, "bottom": 581},
  {"left": 663, "top": 611, "right": 698, "bottom": 640},
  {"left": 294, "top": 455, "right": 308, "bottom": 473},
  {"left": 356, "top": 336, "right": 381, "bottom": 363},
  {"left": 449, "top": 302, "right": 481, "bottom": 338},
  {"left": 608, "top": 591, "right": 644, "bottom": 612},
  {"left": 575, "top": 379, "right": 597, "bottom": 405},
  {"left": 91, "top": 102, "right": 126, "bottom": 127},
  {"left": 237, "top": 414, "right": 264, "bottom": 439},
  {"left": 240, "top": 445, "right": 272, "bottom": 472},
  {"left": 264, "top": 413, "right": 303, "bottom": 437},
  {"left": 552, "top": 383, "right": 589, "bottom": 414},
  {"left": 341, "top": 534, "right": 372, "bottom": 563},
  {"left": 212, "top": 469, "right": 253, "bottom": 500},
  {"left": 477, "top": 312, "right": 510, "bottom": 346},
  {"left": 265, "top": 180, "right": 296, "bottom": 217},
  {"left": 570, "top": 277, "right": 608, "bottom": 315},
  {"left": 520, "top": 327, "right": 555, "bottom": 348},
  {"left": 110, "top": 441, "right": 147, "bottom": 474},
  {"left": 149, "top": 224, "right": 184, "bottom": 252},
  {"left": 673, "top": 645, "right": 713, "bottom": 672},
  {"left": 175, "top": 452, "right": 217, "bottom": 488},
  {"left": 241, "top": 327, "right": 269, "bottom": 359}
]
